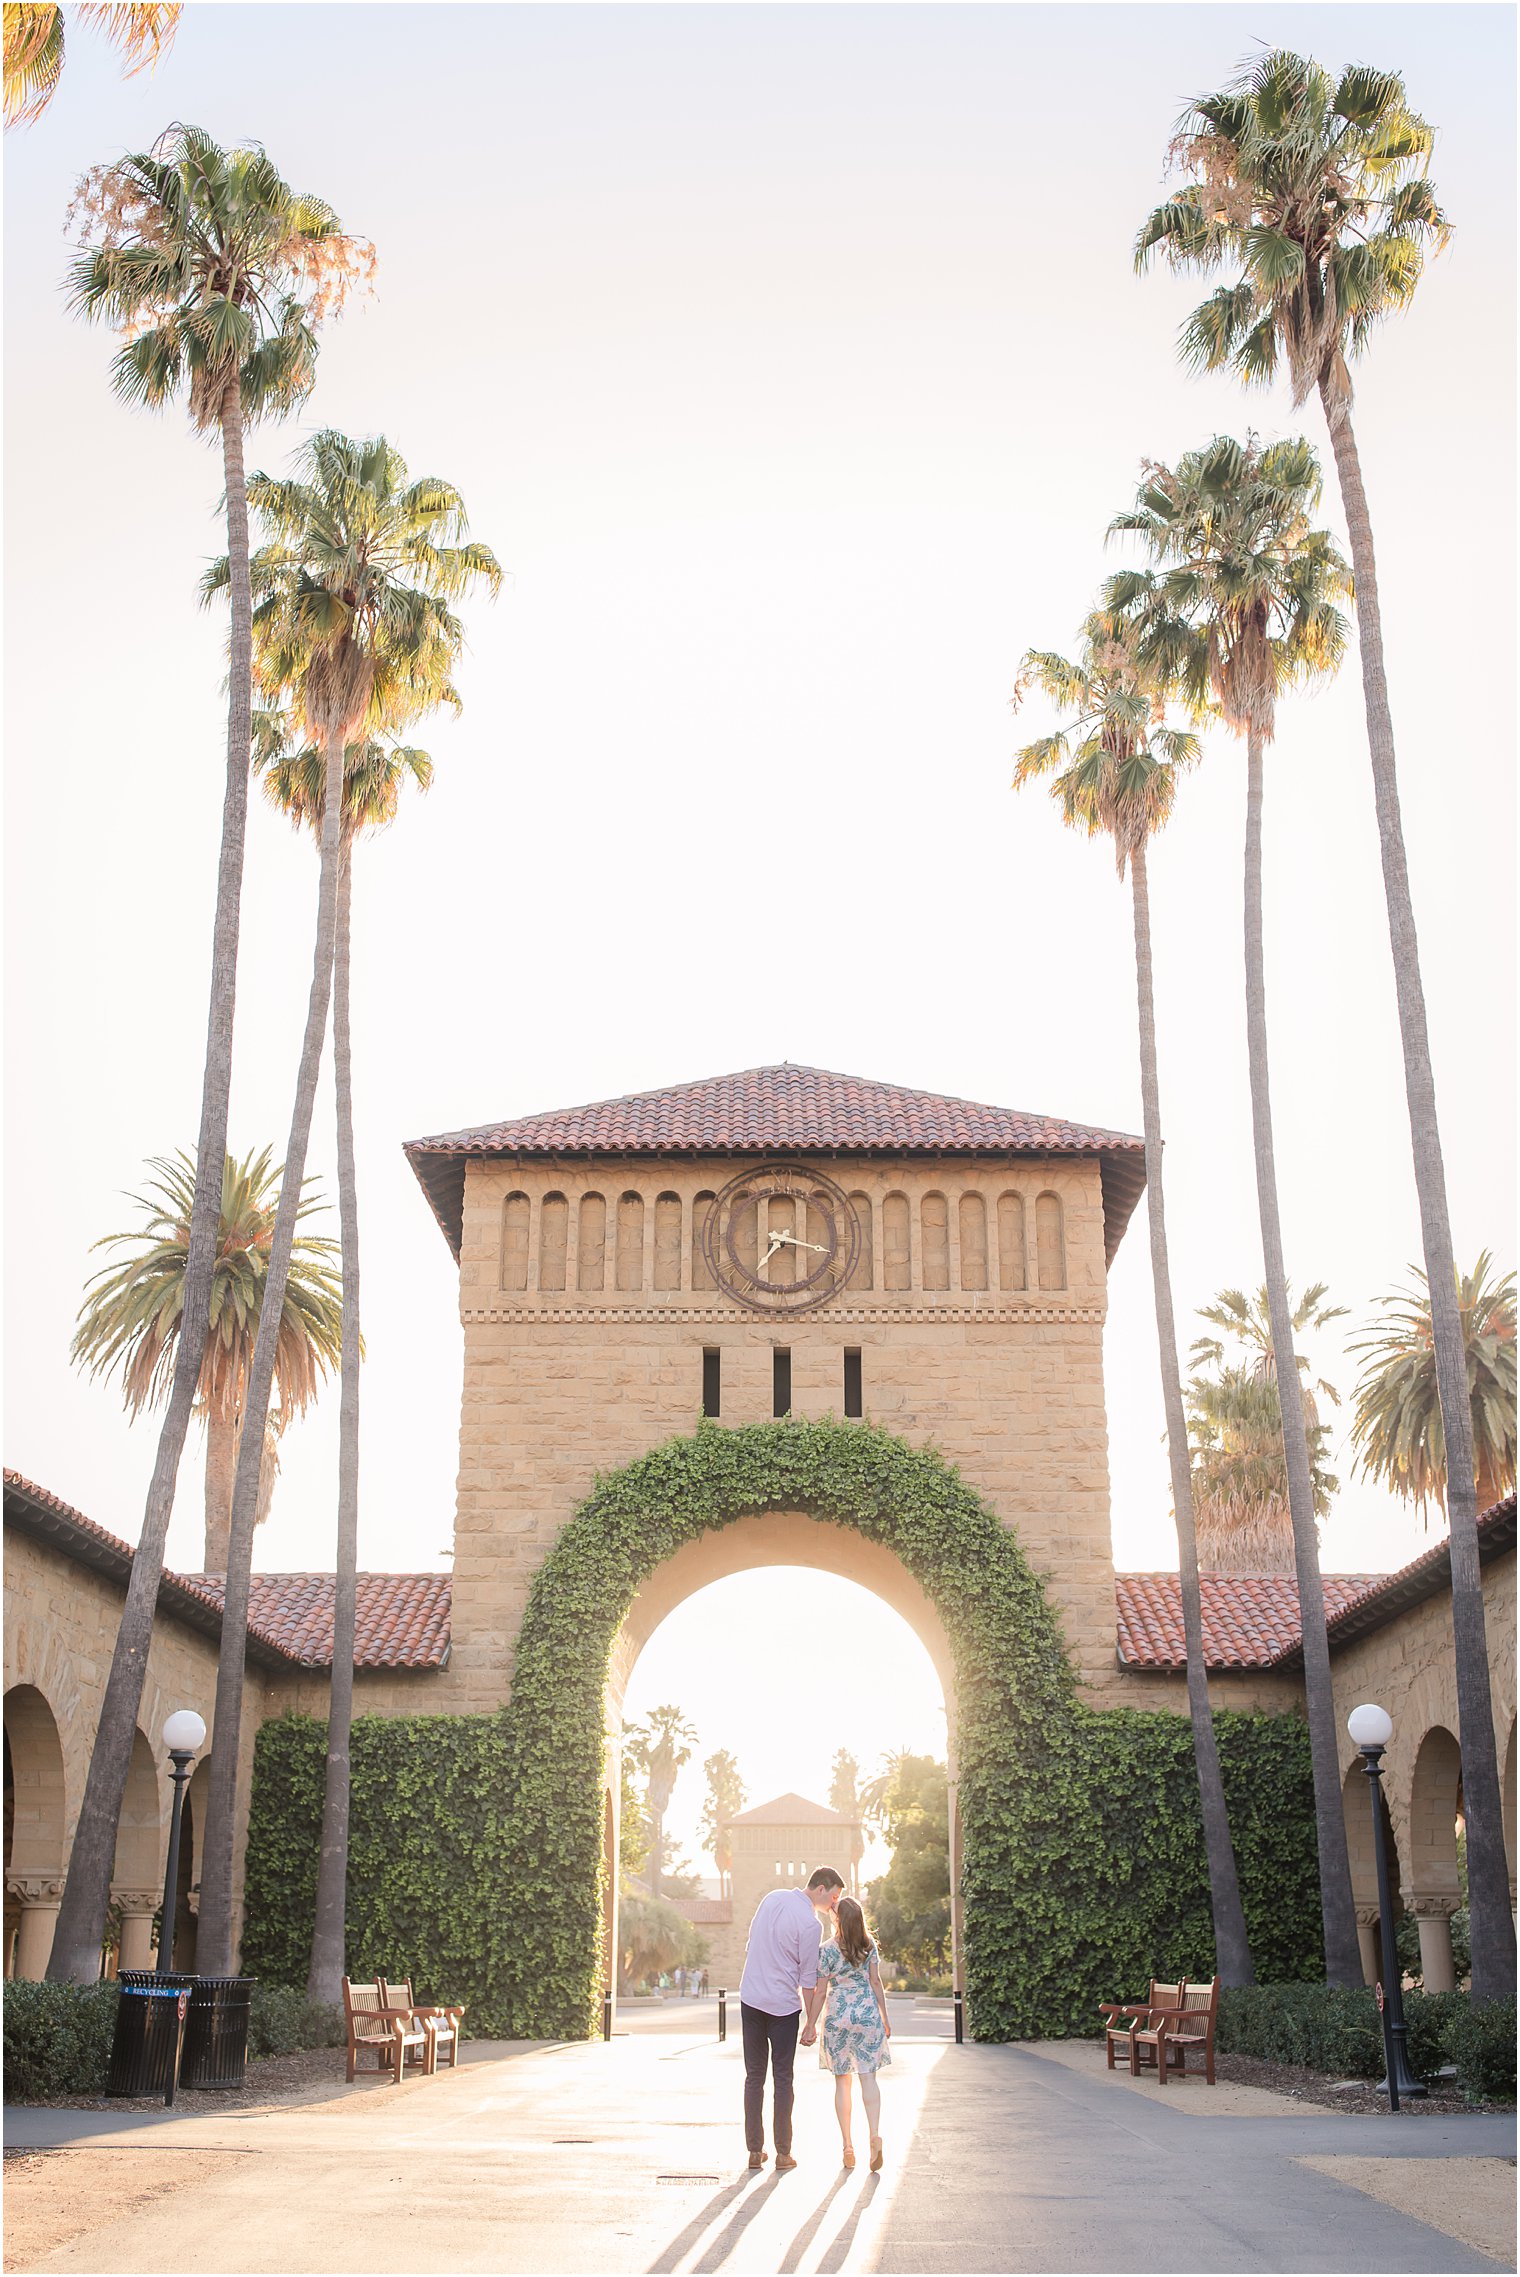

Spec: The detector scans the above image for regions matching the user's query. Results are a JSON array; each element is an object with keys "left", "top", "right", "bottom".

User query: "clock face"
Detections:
[{"left": 700, "top": 1164, "right": 861, "bottom": 1315}]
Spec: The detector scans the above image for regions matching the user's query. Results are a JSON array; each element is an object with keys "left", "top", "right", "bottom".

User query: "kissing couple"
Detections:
[{"left": 736, "top": 1865, "right": 892, "bottom": 2175}]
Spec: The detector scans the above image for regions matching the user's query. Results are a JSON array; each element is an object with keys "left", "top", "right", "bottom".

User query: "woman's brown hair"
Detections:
[{"left": 834, "top": 1894, "right": 872, "bottom": 1967}]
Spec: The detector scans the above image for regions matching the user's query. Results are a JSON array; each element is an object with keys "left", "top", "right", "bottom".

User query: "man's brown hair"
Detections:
[{"left": 806, "top": 1867, "right": 845, "bottom": 1894}]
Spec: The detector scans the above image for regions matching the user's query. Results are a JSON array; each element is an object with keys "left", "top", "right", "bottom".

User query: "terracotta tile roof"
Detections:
[
  {"left": 180, "top": 1572, "right": 452, "bottom": 1670},
  {"left": 4, "top": 1469, "right": 449, "bottom": 1673},
  {"left": 670, "top": 1897, "right": 734, "bottom": 1925},
  {"left": 1116, "top": 1497, "right": 1516, "bottom": 1669},
  {"left": 1114, "top": 1574, "right": 1378, "bottom": 1671},
  {"left": 727, "top": 1791, "right": 860, "bottom": 1828},
  {"left": 405, "top": 1063, "right": 1146, "bottom": 1265}
]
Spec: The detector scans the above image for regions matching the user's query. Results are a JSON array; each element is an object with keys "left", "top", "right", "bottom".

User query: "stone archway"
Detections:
[
  {"left": 609, "top": 1510, "right": 960, "bottom": 1992},
  {"left": 4, "top": 1684, "right": 68, "bottom": 1979},
  {"left": 493, "top": 1418, "right": 1092, "bottom": 2043},
  {"left": 1404, "top": 1725, "right": 1464, "bottom": 1991},
  {"left": 111, "top": 1732, "right": 164, "bottom": 1974}
]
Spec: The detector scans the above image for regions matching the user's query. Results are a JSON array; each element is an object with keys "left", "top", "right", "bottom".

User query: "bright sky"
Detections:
[{"left": 5, "top": 0, "right": 1514, "bottom": 1805}]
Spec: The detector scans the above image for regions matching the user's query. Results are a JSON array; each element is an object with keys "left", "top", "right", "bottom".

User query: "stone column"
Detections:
[
  {"left": 8, "top": 1877, "right": 65, "bottom": 1981},
  {"left": 113, "top": 1888, "right": 161, "bottom": 1975},
  {"left": 1354, "top": 1904, "right": 1380, "bottom": 1988},
  {"left": 1407, "top": 1900, "right": 1458, "bottom": 1993}
]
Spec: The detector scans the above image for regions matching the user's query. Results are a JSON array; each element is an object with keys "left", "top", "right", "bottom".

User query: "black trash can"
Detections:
[
  {"left": 180, "top": 1976, "right": 255, "bottom": 2089},
  {"left": 106, "top": 1981, "right": 191, "bottom": 2099},
  {"left": 117, "top": 1973, "right": 256, "bottom": 2090}
]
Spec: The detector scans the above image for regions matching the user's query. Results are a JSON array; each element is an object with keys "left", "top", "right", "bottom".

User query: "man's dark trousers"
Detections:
[{"left": 741, "top": 2001, "right": 800, "bottom": 2155}]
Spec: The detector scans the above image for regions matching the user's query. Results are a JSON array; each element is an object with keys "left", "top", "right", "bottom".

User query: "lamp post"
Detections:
[
  {"left": 156, "top": 1711, "right": 207, "bottom": 1976},
  {"left": 1346, "top": 1703, "right": 1426, "bottom": 2109}
]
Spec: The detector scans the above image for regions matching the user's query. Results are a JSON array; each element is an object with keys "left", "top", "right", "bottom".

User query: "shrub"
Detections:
[
  {"left": 246, "top": 1983, "right": 343, "bottom": 2058},
  {"left": 1448, "top": 1996, "right": 1517, "bottom": 2102},
  {"left": 3, "top": 1981, "right": 119, "bottom": 2100}
]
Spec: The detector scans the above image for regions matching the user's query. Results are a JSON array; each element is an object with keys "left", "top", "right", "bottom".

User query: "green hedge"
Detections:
[
  {"left": 2, "top": 1979, "right": 340, "bottom": 2102},
  {"left": 1219, "top": 1983, "right": 1516, "bottom": 2101},
  {"left": 3, "top": 1980, "right": 121, "bottom": 2101},
  {"left": 244, "top": 1418, "right": 1324, "bottom": 2041}
]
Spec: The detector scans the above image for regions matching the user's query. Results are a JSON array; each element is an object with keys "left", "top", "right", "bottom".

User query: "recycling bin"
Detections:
[
  {"left": 106, "top": 1981, "right": 191, "bottom": 2100},
  {"left": 180, "top": 1976, "right": 255, "bottom": 2089},
  {"left": 117, "top": 1972, "right": 256, "bottom": 2090}
]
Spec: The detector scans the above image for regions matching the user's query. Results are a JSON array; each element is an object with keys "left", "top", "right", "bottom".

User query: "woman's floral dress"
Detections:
[{"left": 816, "top": 1938, "right": 891, "bottom": 2075}]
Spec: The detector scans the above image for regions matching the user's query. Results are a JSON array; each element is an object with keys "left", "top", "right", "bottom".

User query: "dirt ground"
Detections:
[
  {"left": 1215, "top": 2050, "right": 1509, "bottom": 2117},
  {"left": 3, "top": 2148, "right": 249, "bottom": 2273},
  {"left": 1295, "top": 2152, "right": 1518, "bottom": 2268},
  {"left": 19, "top": 2044, "right": 349, "bottom": 2117}
]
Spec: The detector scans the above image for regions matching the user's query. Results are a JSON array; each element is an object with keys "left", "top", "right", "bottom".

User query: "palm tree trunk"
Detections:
[
  {"left": 308, "top": 840, "right": 360, "bottom": 2004},
  {"left": 195, "top": 725, "right": 346, "bottom": 1975},
  {"left": 1130, "top": 840, "right": 1254, "bottom": 1984},
  {"left": 1243, "top": 728, "right": 1362, "bottom": 1985},
  {"left": 1320, "top": 384, "right": 1516, "bottom": 2003},
  {"left": 650, "top": 1806, "right": 665, "bottom": 1899},
  {"left": 47, "top": 376, "right": 253, "bottom": 1982},
  {"left": 203, "top": 1407, "right": 238, "bottom": 1576}
]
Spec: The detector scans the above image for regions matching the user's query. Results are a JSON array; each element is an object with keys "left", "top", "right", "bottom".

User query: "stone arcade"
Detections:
[{"left": 5, "top": 1066, "right": 1515, "bottom": 1994}]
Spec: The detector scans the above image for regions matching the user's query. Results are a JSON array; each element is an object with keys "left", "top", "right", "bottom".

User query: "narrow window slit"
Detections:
[
  {"left": 843, "top": 1349, "right": 863, "bottom": 1418},
  {"left": 702, "top": 1348, "right": 721, "bottom": 1419},
  {"left": 773, "top": 1347, "right": 792, "bottom": 1417}
]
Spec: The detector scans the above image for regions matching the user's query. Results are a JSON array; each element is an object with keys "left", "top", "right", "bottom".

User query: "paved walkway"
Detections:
[{"left": 5, "top": 2003, "right": 1514, "bottom": 2274}]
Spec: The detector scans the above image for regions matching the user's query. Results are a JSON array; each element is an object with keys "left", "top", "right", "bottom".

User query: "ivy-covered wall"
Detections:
[{"left": 243, "top": 1419, "right": 1322, "bottom": 2036}]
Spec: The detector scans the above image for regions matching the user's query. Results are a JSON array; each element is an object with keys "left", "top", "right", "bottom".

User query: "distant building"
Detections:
[{"left": 669, "top": 1789, "right": 864, "bottom": 1985}]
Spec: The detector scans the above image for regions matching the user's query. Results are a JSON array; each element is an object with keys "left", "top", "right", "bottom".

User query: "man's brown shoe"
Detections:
[
  {"left": 775, "top": 2155, "right": 798, "bottom": 2172},
  {"left": 747, "top": 2152, "right": 766, "bottom": 2170}
]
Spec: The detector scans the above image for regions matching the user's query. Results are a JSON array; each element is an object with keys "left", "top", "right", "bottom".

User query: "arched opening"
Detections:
[
  {"left": 1503, "top": 1720, "right": 1516, "bottom": 1912},
  {"left": 1405, "top": 1724, "right": 1464, "bottom": 1990},
  {"left": 3, "top": 1683, "right": 67, "bottom": 1980},
  {"left": 1342, "top": 1753, "right": 1405, "bottom": 1989},
  {"left": 610, "top": 1528, "right": 953, "bottom": 2025},
  {"left": 110, "top": 1730, "right": 164, "bottom": 1976}
]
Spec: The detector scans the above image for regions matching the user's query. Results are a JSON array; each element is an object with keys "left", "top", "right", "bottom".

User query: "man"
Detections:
[{"left": 738, "top": 1866, "right": 845, "bottom": 2172}]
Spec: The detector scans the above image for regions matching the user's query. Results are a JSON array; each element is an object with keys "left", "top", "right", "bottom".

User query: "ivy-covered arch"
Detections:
[
  {"left": 242, "top": 1419, "right": 1322, "bottom": 2037},
  {"left": 491, "top": 1418, "right": 1318, "bottom": 2040}
]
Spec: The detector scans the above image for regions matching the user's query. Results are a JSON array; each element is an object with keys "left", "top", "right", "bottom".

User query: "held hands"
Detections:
[{"left": 800, "top": 2027, "right": 817, "bottom": 2047}]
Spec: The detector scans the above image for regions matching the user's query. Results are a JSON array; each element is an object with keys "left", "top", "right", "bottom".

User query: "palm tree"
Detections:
[
  {"left": 1109, "top": 435, "right": 1362, "bottom": 1984},
  {"left": 49, "top": 136, "right": 363, "bottom": 1985},
  {"left": 1187, "top": 1283, "right": 1344, "bottom": 1575},
  {"left": 699, "top": 1749, "right": 746, "bottom": 1899},
  {"left": 192, "top": 433, "right": 500, "bottom": 1974},
  {"left": 1136, "top": 48, "right": 1515, "bottom": 2003},
  {"left": 827, "top": 1748, "right": 866, "bottom": 1891},
  {"left": 70, "top": 1149, "right": 342, "bottom": 1571},
  {"left": 625, "top": 1708, "right": 697, "bottom": 1898},
  {"left": 1013, "top": 607, "right": 1253, "bottom": 1985},
  {"left": 1352, "top": 1256, "right": 1517, "bottom": 1519},
  {"left": 253, "top": 717, "right": 432, "bottom": 2002},
  {"left": 5, "top": 3, "right": 180, "bottom": 126}
]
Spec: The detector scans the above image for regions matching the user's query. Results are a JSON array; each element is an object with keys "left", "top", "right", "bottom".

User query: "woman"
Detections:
[{"left": 803, "top": 1894, "right": 891, "bottom": 2171}]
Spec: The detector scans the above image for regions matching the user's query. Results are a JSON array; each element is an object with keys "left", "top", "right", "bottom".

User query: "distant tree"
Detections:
[
  {"left": 1351, "top": 1256, "right": 1516, "bottom": 1520},
  {"left": 699, "top": 1749, "right": 745, "bottom": 1897},
  {"left": 617, "top": 1893, "right": 708, "bottom": 1995},
  {"left": 1186, "top": 1283, "right": 1344, "bottom": 1574},
  {"left": 619, "top": 1754, "right": 650, "bottom": 1884},
  {"left": 5, "top": 3, "right": 180, "bottom": 127},
  {"left": 659, "top": 1850, "right": 704, "bottom": 1900},
  {"left": 828, "top": 1748, "right": 866, "bottom": 1890},
  {"left": 625, "top": 1706, "right": 696, "bottom": 1898},
  {"left": 70, "top": 1148, "right": 342, "bottom": 1571},
  {"left": 863, "top": 1753, "right": 951, "bottom": 1981}
]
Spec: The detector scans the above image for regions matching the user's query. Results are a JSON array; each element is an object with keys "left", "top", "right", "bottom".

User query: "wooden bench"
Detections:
[
  {"left": 380, "top": 1975, "right": 466, "bottom": 2075},
  {"left": 1131, "top": 1976, "right": 1220, "bottom": 2084},
  {"left": 1100, "top": 1981, "right": 1181, "bottom": 2073},
  {"left": 342, "top": 1977, "right": 428, "bottom": 2085}
]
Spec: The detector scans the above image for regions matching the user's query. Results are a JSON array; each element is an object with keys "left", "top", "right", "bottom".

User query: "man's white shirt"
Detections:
[{"left": 738, "top": 1887, "right": 823, "bottom": 2016}]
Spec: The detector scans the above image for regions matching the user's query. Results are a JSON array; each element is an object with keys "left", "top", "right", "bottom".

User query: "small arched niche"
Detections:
[
  {"left": 653, "top": 1194, "right": 683, "bottom": 1291},
  {"left": 1035, "top": 1192, "right": 1065, "bottom": 1290},
  {"left": 959, "top": 1194, "right": 988, "bottom": 1290},
  {"left": 921, "top": 1193, "right": 950, "bottom": 1291},
  {"left": 500, "top": 1192, "right": 530, "bottom": 1293},
  {"left": 539, "top": 1194, "right": 569, "bottom": 1292},
  {"left": 616, "top": 1193, "right": 645, "bottom": 1293},
  {"left": 882, "top": 1194, "right": 911, "bottom": 1291},
  {"left": 578, "top": 1194, "right": 607, "bottom": 1292},
  {"left": 997, "top": 1194, "right": 1027, "bottom": 1291},
  {"left": 847, "top": 1195, "right": 874, "bottom": 1289}
]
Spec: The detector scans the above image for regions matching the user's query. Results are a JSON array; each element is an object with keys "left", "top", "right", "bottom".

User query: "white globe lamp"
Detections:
[
  {"left": 1346, "top": 1703, "right": 1393, "bottom": 1751},
  {"left": 162, "top": 1709, "right": 207, "bottom": 1756}
]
